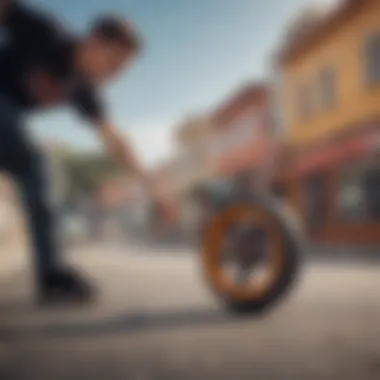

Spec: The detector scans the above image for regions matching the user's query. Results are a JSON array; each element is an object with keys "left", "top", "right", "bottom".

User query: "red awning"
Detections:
[{"left": 295, "top": 132, "right": 372, "bottom": 176}]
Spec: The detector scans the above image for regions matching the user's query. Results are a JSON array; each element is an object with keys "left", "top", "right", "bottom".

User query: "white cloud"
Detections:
[
  {"left": 127, "top": 122, "right": 176, "bottom": 168},
  {"left": 30, "top": 111, "right": 176, "bottom": 168}
]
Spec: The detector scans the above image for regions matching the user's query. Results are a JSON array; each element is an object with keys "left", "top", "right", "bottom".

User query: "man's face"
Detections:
[{"left": 81, "top": 37, "right": 135, "bottom": 84}]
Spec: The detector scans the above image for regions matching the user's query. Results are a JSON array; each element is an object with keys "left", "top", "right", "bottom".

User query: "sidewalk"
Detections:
[
  {"left": 0, "top": 247, "right": 26, "bottom": 281},
  {"left": 104, "top": 227, "right": 380, "bottom": 259},
  {"left": 121, "top": 231, "right": 198, "bottom": 251},
  {"left": 308, "top": 243, "right": 380, "bottom": 263},
  {"left": 123, "top": 235, "right": 380, "bottom": 264}
]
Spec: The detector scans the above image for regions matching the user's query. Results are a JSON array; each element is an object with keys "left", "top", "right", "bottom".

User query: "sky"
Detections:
[{"left": 27, "top": 0, "right": 338, "bottom": 166}]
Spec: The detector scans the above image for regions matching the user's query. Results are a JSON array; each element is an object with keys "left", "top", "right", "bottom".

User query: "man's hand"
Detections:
[{"left": 97, "top": 122, "right": 149, "bottom": 186}]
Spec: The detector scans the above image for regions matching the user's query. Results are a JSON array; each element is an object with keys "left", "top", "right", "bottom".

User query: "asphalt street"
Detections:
[{"left": 0, "top": 243, "right": 380, "bottom": 380}]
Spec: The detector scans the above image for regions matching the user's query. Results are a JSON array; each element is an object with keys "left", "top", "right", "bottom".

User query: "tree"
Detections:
[{"left": 60, "top": 149, "right": 124, "bottom": 206}]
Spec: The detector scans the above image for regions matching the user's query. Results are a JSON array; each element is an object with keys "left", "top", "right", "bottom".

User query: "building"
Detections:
[
  {"left": 209, "top": 82, "right": 280, "bottom": 192},
  {"left": 173, "top": 116, "right": 213, "bottom": 230},
  {"left": 174, "top": 116, "right": 213, "bottom": 193},
  {"left": 277, "top": 0, "right": 380, "bottom": 243}
]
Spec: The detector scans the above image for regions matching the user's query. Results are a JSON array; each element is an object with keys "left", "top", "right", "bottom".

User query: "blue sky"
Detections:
[{"left": 27, "top": 0, "right": 336, "bottom": 165}]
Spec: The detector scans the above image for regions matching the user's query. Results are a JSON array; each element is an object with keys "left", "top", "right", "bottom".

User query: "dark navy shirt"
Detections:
[{"left": 0, "top": 1, "right": 106, "bottom": 123}]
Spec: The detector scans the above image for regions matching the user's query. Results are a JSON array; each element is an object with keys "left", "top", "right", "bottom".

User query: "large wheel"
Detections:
[{"left": 201, "top": 196, "right": 303, "bottom": 314}]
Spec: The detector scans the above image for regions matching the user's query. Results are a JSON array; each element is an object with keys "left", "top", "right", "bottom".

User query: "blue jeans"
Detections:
[{"left": 0, "top": 97, "right": 60, "bottom": 283}]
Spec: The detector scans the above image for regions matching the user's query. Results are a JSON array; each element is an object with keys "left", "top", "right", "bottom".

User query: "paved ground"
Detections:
[{"left": 1, "top": 243, "right": 380, "bottom": 380}]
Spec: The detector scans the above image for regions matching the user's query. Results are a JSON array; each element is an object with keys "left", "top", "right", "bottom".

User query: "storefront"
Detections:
[{"left": 289, "top": 122, "right": 380, "bottom": 244}]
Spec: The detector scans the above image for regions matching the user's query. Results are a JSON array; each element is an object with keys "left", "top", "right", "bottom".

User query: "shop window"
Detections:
[
  {"left": 363, "top": 168, "right": 380, "bottom": 220},
  {"left": 365, "top": 31, "right": 380, "bottom": 86},
  {"left": 305, "top": 173, "right": 327, "bottom": 231},
  {"left": 337, "top": 161, "right": 380, "bottom": 223}
]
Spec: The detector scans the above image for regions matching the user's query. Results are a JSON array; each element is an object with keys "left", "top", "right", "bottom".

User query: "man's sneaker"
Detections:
[{"left": 37, "top": 267, "right": 96, "bottom": 307}]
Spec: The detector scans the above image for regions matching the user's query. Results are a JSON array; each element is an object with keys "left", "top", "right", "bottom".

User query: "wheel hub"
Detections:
[{"left": 228, "top": 224, "right": 266, "bottom": 270}]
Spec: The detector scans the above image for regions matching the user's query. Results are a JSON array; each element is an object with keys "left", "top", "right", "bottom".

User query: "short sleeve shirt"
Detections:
[{"left": 0, "top": 1, "right": 106, "bottom": 124}]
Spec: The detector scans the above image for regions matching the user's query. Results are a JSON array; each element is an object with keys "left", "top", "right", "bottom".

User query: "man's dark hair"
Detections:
[{"left": 91, "top": 15, "right": 142, "bottom": 52}]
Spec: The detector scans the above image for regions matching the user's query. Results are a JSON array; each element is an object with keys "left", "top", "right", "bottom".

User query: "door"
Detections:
[{"left": 305, "top": 173, "right": 327, "bottom": 233}]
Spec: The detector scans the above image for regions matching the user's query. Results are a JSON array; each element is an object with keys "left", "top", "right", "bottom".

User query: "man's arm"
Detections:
[
  {"left": 70, "top": 81, "right": 149, "bottom": 185},
  {"left": 97, "top": 122, "right": 147, "bottom": 182}
]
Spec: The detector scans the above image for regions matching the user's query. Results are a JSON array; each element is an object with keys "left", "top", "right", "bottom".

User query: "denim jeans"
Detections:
[{"left": 0, "top": 97, "right": 60, "bottom": 283}]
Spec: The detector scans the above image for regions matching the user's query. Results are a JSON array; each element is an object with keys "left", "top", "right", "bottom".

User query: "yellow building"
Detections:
[{"left": 278, "top": 0, "right": 380, "bottom": 243}]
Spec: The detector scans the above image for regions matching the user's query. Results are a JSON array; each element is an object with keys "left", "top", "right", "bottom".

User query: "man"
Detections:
[{"left": 0, "top": 1, "right": 147, "bottom": 305}]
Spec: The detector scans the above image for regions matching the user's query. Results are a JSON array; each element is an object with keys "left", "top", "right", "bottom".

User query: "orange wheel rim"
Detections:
[{"left": 202, "top": 204, "right": 285, "bottom": 301}]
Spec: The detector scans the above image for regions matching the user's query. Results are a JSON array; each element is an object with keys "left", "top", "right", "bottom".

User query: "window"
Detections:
[
  {"left": 363, "top": 168, "right": 380, "bottom": 220},
  {"left": 305, "top": 173, "right": 327, "bottom": 232},
  {"left": 209, "top": 133, "right": 223, "bottom": 158},
  {"left": 210, "top": 109, "right": 259, "bottom": 158},
  {"left": 178, "top": 151, "right": 194, "bottom": 176},
  {"left": 233, "top": 110, "right": 259, "bottom": 140},
  {"left": 338, "top": 161, "right": 380, "bottom": 223},
  {"left": 338, "top": 171, "right": 366, "bottom": 223},
  {"left": 365, "top": 31, "right": 380, "bottom": 85},
  {"left": 318, "top": 66, "right": 336, "bottom": 109},
  {"left": 297, "top": 83, "right": 314, "bottom": 120},
  {"left": 226, "top": 109, "right": 259, "bottom": 151}
]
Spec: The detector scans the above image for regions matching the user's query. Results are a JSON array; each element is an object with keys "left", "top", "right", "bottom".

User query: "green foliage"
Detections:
[{"left": 60, "top": 149, "right": 123, "bottom": 203}]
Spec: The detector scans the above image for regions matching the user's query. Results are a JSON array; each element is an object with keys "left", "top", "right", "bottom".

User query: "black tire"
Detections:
[{"left": 201, "top": 195, "right": 304, "bottom": 315}]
